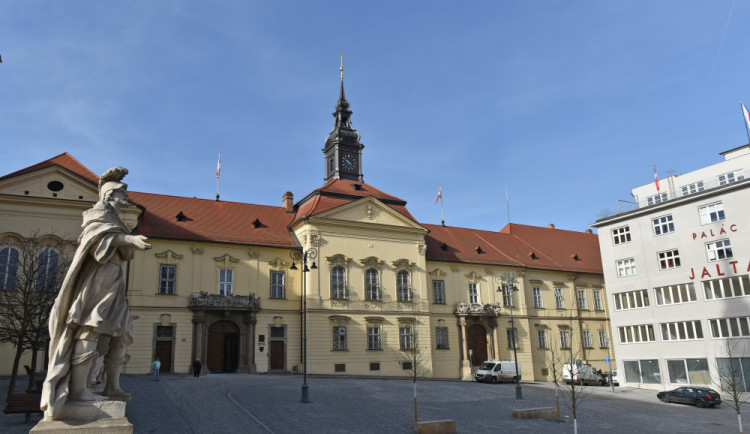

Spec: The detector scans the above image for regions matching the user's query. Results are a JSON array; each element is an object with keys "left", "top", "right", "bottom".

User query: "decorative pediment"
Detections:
[
  {"left": 455, "top": 302, "right": 502, "bottom": 316},
  {"left": 359, "top": 256, "right": 384, "bottom": 269},
  {"left": 188, "top": 291, "right": 261, "bottom": 311},
  {"left": 313, "top": 197, "right": 427, "bottom": 232},
  {"left": 155, "top": 250, "right": 184, "bottom": 263},
  {"left": 428, "top": 268, "right": 447, "bottom": 279},
  {"left": 267, "top": 257, "right": 290, "bottom": 269},
  {"left": 391, "top": 258, "right": 415, "bottom": 271},
  {"left": 326, "top": 253, "right": 351, "bottom": 268},
  {"left": 0, "top": 165, "right": 99, "bottom": 202},
  {"left": 464, "top": 271, "right": 482, "bottom": 283},
  {"left": 328, "top": 315, "right": 351, "bottom": 326},
  {"left": 213, "top": 254, "right": 239, "bottom": 267},
  {"left": 248, "top": 250, "right": 260, "bottom": 259}
]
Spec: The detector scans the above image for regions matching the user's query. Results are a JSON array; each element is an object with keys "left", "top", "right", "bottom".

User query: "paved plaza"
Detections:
[{"left": 1, "top": 374, "right": 747, "bottom": 433}]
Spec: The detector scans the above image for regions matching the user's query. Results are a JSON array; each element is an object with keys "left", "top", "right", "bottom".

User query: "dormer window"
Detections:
[
  {"left": 440, "top": 243, "right": 448, "bottom": 251},
  {"left": 176, "top": 211, "right": 186, "bottom": 222},
  {"left": 475, "top": 246, "right": 484, "bottom": 254},
  {"left": 351, "top": 183, "right": 362, "bottom": 191},
  {"left": 529, "top": 252, "right": 538, "bottom": 260},
  {"left": 253, "top": 218, "right": 263, "bottom": 229}
]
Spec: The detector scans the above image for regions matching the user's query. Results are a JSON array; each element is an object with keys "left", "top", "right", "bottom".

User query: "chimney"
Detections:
[
  {"left": 282, "top": 191, "right": 294, "bottom": 213},
  {"left": 547, "top": 223, "right": 555, "bottom": 229},
  {"left": 585, "top": 229, "right": 593, "bottom": 234}
]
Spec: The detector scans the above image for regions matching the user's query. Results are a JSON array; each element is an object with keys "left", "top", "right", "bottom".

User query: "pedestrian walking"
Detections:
[
  {"left": 193, "top": 359, "right": 202, "bottom": 379},
  {"left": 152, "top": 357, "right": 161, "bottom": 381}
]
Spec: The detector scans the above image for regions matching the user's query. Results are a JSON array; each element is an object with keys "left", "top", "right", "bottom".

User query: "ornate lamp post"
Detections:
[
  {"left": 290, "top": 247, "right": 317, "bottom": 403},
  {"left": 497, "top": 272, "right": 523, "bottom": 400}
]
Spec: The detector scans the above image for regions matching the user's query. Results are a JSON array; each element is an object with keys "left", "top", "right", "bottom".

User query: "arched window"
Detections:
[
  {"left": 397, "top": 270, "right": 411, "bottom": 301},
  {"left": 331, "top": 266, "right": 346, "bottom": 299},
  {"left": 0, "top": 247, "right": 20, "bottom": 291},
  {"left": 365, "top": 268, "right": 380, "bottom": 300},
  {"left": 35, "top": 249, "right": 60, "bottom": 292}
]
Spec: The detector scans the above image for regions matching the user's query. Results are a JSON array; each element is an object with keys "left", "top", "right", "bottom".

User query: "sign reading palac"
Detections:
[{"left": 688, "top": 222, "right": 741, "bottom": 281}]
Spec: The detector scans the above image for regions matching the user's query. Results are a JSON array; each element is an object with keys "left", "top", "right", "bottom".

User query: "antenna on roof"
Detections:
[
  {"left": 216, "top": 152, "right": 221, "bottom": 201},
  {"left": 505, "top": 184, "right": 511, "bottom": 232}
]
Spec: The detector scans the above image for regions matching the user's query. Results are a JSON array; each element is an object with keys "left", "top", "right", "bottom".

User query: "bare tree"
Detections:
[
  {"left": 0, "top": 233, "right": 71, "bottom": 400},
  {"left": 715, "top": 339, "right": 749, "bottom": 434},
  {"left": 546, "top": 341, "right": 564, "bottom": 422},
  {"left": 547, "top": 329, "right": 589, "bottom": 434}
]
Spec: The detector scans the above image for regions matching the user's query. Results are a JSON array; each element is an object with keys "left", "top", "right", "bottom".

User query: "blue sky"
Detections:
[{"left": 2, "top": 1, "right": 749, "bottom": 233}]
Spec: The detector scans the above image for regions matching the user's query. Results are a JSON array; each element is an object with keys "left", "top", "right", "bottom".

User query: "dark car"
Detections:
[
  {"left": 600, "top": 373, "right": 611, "bottom": 386},
  {"left": 657, "top": 387, "right": 721, "bottom": 408}
]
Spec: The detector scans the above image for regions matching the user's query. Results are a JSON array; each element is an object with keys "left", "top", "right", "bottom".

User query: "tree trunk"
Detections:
[
  {"left": 413, "top": 380, "right": 418, "bottom": 423},
  {"left": 738, "top": 412, "right": 743, "bottom": 434},
  {"left": 27, "top": 346, "right": 38, "bottom": 392},
  {"left": 6, "top": 345, "right": 24, "bottom": 401}
]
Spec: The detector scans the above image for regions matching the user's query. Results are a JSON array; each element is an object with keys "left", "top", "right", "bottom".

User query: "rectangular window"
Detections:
[
  {"left": 703, "top": 275, "right": 750, "bottom": 300},
  {"left": 681, "top": 181, "right": 705, "bottom": 196},
  {"left": 270, "top": 271, "right": 285, "bottom": 299},
  {"left": 647, "top": 192, "right": 669, "bottom": 205},
  {"left": 719, "top": 170, "right": 744, "bottom": 186},
  {"left": 582, "top": 330, "right": 592, "bottom": 348},
  {"left": 706, "top": 239, "right": 733, "bottom": 261},
  {"left": 657, "top": 249, "right": 681, "bottom": 270},
  {"left": 660, "top": 320, "right": 704, "bottom": 341},
  {"left": 156, "top": 325, "right": 174, "bottom": 338},
  {"left": 613, "top": 289, "right": 650, "bottom": 310},
  {"left": 699, "top": 202, "right": 725, "bottom": 224},
  {"left": 501, "top": 284, "right": 513, "bottom": 307},
  {"left": 332, "top": 326, "right": 347, "bottom": 350},
  {"left": 709, "top": 316, "right": 750, "bottom": 338},
  {"left": 624, "top": 359, "right": 662, "bottom": 384},
  {"left": 618, "top": 324, "right": 656, "bottom": 343},
  {"left": 577, "top": 289, "right": 587, "bottom": 309},
  {"left": 159, "top": 264, "right": 176, "bottom": 295},
  {"left": 593, "top": 290, "right": 603, "bottom": 310},
  {"left": 667, "top": 359, "right": 711, "bottom": 385},
  {"left": 654, "top": 283, "right": 697, "bottom": 305},
  {"left": 400, "top": 326, "right": 413, "bottom": 350},
  {"left": 554, "top": 288, "right": 564, "bottom": 309},
  {"left": 599, "top": 330, "right": 608, "bottom": 348},
  {"left": 397, "top": 271, "right": 411, "bottom": 301},
  {"left": 537, "top": 330, "right": 547, "bottom": 349},
  {"left": 533, "top": 287, "right": 543, "bottom": 308},
  {"left": 652, "top": 215, "right": 675, "bottom": 235},
  {"left": 365, "top": 269, "right": 380, "bottom": 300},
  {"left": 559, "top": 330, "right": 569, "bottom": 348},
  {"left": 507, "top": 328, "right": 518, "bottom": 349},
  {"left": 716, "top": 357, "right": 750, "bottom": 392},
  {"left": 436, "top": 327, "right": 449, "bottom": 349},
  {"left": 369, "top": 362, "right": 380, "bottom": 371},
  {"left": 219, "top": 268, "right": 233, "bottom": 296},
  {"left": 367, "top": 326, "right": 381, "bottom": 350},
  {"left": 616, "top": 258, "right": 636, "bottom": 277},
  {"left": 432, "top": 280, "right": 445, "bottom": 304},
  {"left": 611, "top": 226, "right": 631, "bottom": 245},
  {"left": 469, "top": 283, "right": 479, "bottom": 304},
  {"left": 334, "top": 363, "right": 346, "bottom": 372}
]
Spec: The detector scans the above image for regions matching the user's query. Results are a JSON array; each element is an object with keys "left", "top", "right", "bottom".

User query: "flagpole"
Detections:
[
  {"left": 440, "top": 189, "right": 445, "bottom": 227},
  {"left": 505, "top": 184, "right": 511, "bottom": 226},
  {"left": 216, "top": 152, "right": 221, "bottom": 201},
  {"left": 741, "top": 102, "right": 750, "bottom": 144}
]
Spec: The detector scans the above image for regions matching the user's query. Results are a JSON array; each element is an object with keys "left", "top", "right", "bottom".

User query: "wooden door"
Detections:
[
  {"left": 155, "top": 340, "right": 173, "bottom": 373},
  {"left": 467, "top": 324, "right": 488, "bottom": 366},
  {"left": 270, "top": 341, "right": 284, "bottom": 371},
  {"left": 207, "top": 321, "right": 240, "bottom": 373}
]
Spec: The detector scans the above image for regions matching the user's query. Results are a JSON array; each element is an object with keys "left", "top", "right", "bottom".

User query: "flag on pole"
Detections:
[
  {"left": 216, "top": 152, "right": 221, "bottom": 178},
  {"left": 435, "top": 186, "right": 442, "bottom": 204},
  {"left": 742, "top": 102, "right": 750, "bottom": 133},
  {"left": 654, "top": 166, "right": 660, "bottom": 192}
]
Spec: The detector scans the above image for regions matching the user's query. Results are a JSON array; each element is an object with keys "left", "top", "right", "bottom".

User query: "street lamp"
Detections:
[
  {"left": 604, "top": 337, "right": 615, "bottom": 394},
  {"left": 290, "top": 247, "right": 317, "bottom": 403},
  {"left": 497, "top": 272, "right": 523, "bottom": 400}
]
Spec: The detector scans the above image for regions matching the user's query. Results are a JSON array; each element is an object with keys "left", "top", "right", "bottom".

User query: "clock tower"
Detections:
[{"left": 323, "top": 62, "right": 364, "bottom": 183}]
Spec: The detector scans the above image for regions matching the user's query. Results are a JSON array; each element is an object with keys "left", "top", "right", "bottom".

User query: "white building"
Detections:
[{"left": 592, "top": 144, "right": 750, "bottom": 390}]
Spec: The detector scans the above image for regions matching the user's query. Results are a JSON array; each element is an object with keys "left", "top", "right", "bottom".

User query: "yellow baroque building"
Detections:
[{"left": 0, "top": 81, "right": 612, "bottom": 382}]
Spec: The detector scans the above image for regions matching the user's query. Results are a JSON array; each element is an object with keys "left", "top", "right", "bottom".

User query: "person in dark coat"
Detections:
[{"left": 193, "top": 359, "right": 202, "bottom": 379}]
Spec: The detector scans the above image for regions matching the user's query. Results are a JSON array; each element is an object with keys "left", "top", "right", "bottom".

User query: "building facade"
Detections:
[
  {"left": 593, "top": 144, "right": 750, "bottom": 390},
  {"left": 0, "top": 78, "right": 610, "bottom": 382}
]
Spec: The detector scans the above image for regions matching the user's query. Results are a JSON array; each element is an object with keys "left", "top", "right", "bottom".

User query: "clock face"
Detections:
[{"left": 341, "top": 153, "right": 357, "bottom": 171}]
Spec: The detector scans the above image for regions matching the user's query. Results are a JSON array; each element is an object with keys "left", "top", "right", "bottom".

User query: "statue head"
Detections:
[{"left": 98, "top": 167, "right": 129, "bottom": 203}]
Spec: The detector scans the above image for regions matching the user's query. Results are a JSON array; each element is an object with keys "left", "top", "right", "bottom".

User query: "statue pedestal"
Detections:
[{"left": 31, "top": 400, "right": 133, "bottom": 433}]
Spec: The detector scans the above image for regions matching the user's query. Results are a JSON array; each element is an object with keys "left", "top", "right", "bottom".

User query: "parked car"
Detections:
[
  {"left": 611, "top": 369, "right": 620, "bottom": 386},
  {"left": 657, "top": 387, "right": 721, "bottom": 408},
  {"left": 563, "top": 363, "right": 604, "bottom": 386},
  {"left": 601, "top": 370, "right": 620, "bottom": 386},
  {"left": 475, "top": 360, "right": 522, "bottom": 383}
]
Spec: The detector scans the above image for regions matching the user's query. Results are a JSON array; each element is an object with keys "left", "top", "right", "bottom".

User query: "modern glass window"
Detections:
[
  {"left": 365, "top": 268, "right": 380, "bottom": 300},
  {"left": 647, "top": 193, "right": 668, "bottom": 206},
  {"left": 618, "top": 324, "right": 656, "bottom": 343},
  {"left": 716, "top": 357, "right": 750, "bottom": 392},
  {"left": 611, "top": 226, "right": 631, "bottom": 245},
  {"left": 436, "top": 327, "right": 449, "bottom": 349},
  {"left": 332, "top": 326, "right": 347, "bottom": 351},
  {"left": 35, "top": 249, "right": 60, "bottom": 292},
  {"left": 397, "top": 270, "right": 411, "bottom": 301},
  {"left": 0, "top": 246, "right": 20, "bottom": 291},
  {"left": 706, "top": 239, "right": 733, "bottom": 261},
  {"left": 582, "top": 330, "right": 592, "bottom": 348},
  {"left": 616, "top": 258, "right": 636, "bottom": 277},
  {"left": 507, "top": 328, "right": 518, "bottom": 349},
  {"left": 331, "top": 266, "right": 347, "bottom": 299},
  {"left": 367, "top": 326, "right": 381, "bottom": 350},
  {"left": 652, "top": 215, "right": 675, "bottom": 235},
  {"left": 657, "top": 249, "right": 681, "bottom": 269},
  {"left": 502, "top": 284, "right": 513, "bottom": 307},
  {"left": 624, "top": 359, "right": 661, "bottom": 384},
  {"left": 159, "top": 264, "right": 176, "bottom": 295},
  {"left": 599, "top": 330, "right": 608, "bottom": 348},
  {"left": 660, "top": 320, "right": 704, "bottom": 341},
  {"left": 699, "top": 202, "right": 725, "bottom": 224},
  {"left": 719, "top": 170, "right": 744, "bottom": 186},
  {"left": 654, "top": 283, "right": 697, "bottom": 305},
  {"left": 469, "top": 283, "right": 479, "bottom": 304},
  {"left": 593, "top": 290, "right": 603, "bottom": 310},
  {"left": 270, "top": 271, "right": 285, "bottom": 298},
  {"left": 577, "top": 289, "right": 587, "bottom": 309},
  {"left": 537, "top": 330, "right": 547, "bottom": 349},
  {"left": 433, "top": 280, "right": 446, "bottom": 304},
  {"left": 667, "top": 359, "right": 711, "bottom": 385},
  {"left": 703, "top": 275, "right": 750, "bottom": 300},
  {"left": 532, "top": 287, "right": 543, "bottom": 308},
  {"left": 400, "top": 325, "right": 413, "bottom": 350},
  {"left": 559, "top": 330, "right": 569, "bottom": 348},
  {"left": 681, "top": 182, "right": 705, "bottom": 196},
  {"left": 613, "top": 289, "right": 649, "bottom": 310},
  {"left": 219, "top": 268, "right": 233, "bottom": 296},
  {"left": 709, "top": 316, "right": 750, "bottom": 338},
  {"left": 554, "top": 288, "right": 564, "bottom": 309}
]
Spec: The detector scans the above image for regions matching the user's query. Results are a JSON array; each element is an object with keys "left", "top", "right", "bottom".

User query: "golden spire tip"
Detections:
[{"left": 339, "top": 54, "right": 344, "bottom": 81}]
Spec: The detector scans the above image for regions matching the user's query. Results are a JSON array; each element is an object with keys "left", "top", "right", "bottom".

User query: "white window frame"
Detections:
[
  {"left": 433, "top": 280, "right": 445, "bottom": 304},
  {"left": 35, "top": 248, "right": 60, "bottom": 292},
  {"left": 559, "top": 330, "right": 570, "bottom": 348},
  {"left": 219, "top": 268, "right": 233, "bottom": 296},
  {"left": 706, "top": 239, "right": 733, "bottom": 261},
  {"left": 469, "top": 282, "right": 479, "bottom": 304},
  {"left": 159, "top": 264, "right": 177, "bottom": 295},
  {"left": 397, "top": 270, "right": 412, "bottom": 301},
  {"left": 537, "top": 330, "right": 547, "bottom": 349},
  {"left": 703, "top": 275, "right": 750, "bottom": 300},
  {"left": 436, "top": 327, "right": 449, "bottom": 349},
  {"left": 611, "top": 225, "right": 631, "bottom": 245},
  {"left": 332, "top": 325, "right": 347, "bottom": 350},
  {"left": 647, "top": 192, "right": 668, "bottom": 205},
  {"left": 270, "top": 271, "right": 285, "bottom": 299},
  {"left": 331, "top": 266, "right": 347, "bottom": 299},
  {"left": 532, "top": 286, "right": 543, "bottom": 308},
  {"left": 719, "top": 170, "right": 744, "bottom": 186},
  {"left": 582, "top": 330, "right": 592, "bottom": 348},
  {"left": 657, "top": 249, "right": 681, "bottom": 270},
  {"left": 367, "top": 325, "right": 382, "bottom": 350},
  {"left": 593, "top": 290, "right": 603, "bottom": 310},
  {"left": 501, "top": 284, "right": 513, "bottom": 307},
  {"left": 613, "top": 289, "right": 650, "bottom": 310},
  {"left": 660, "top": 320, "right": 704, "bottom": 342},
  {"left": 653, "top": 215, "right": 675, "bottom": 236},
  {"left": 554, "top": 288, "right": 564, "bottom": 309},
  {"left": 507, "top": 328, "right": 518, "bottom": 349},
  {"left": 577, "top": 289, "right": 587, "bottom": 309},
  {"left": 0, "top": 246, "right": 20, "bottom": 291},
  {"left": 618, "top": 324, "right": 656, "bottom": 344},
  {"left": 364, "top": 268, "right": 380, "bottom": 300},
  {"left": 616, "top": 258, "right": 636, "bottom": 277},
  {"left": 681, "top": 182, "right": 705, "bottom": 196},
  {"left": 699, "top": 202, "right": 725, "bottom": 225},
  {"left": 709, "top": 316, "right": 750, "bottom": 338},
  {"left": 654, "top": 283, "right": 697, "bottom": 305},
  {"left": 599, "top": 330, "right": 608, "bottom": 348},
  {"left": 400, "top": 325, "right": 414, "bottom": 350}
]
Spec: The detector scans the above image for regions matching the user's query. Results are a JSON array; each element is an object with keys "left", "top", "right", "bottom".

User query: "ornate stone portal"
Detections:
[{"left": 455, "top": 302, "right": 503, "bottom": 380}]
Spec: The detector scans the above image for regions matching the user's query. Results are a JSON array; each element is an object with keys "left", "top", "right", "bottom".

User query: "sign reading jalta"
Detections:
[{"left": 688, "top": 221, "right": 741, "bottom": 280}]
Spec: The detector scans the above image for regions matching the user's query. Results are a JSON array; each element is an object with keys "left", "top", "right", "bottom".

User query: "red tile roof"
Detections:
[
  {"left": 424, "top": 223, "right": 602, "bottom": 274},
  {"left": 0, "top": 152, "right": 99, "bottom": 185}
]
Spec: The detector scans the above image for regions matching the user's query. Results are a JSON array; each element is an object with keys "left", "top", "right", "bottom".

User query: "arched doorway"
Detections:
[
  {"left": 467, "top": 324, "right": 488, "bottom": 366},
  {"left": 207, "top": 320, "right": 240, "bottom": 373}
]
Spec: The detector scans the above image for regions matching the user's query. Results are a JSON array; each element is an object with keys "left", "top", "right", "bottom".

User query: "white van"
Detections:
[
  {"left": 474, "top": 360, "right": 522, "bottom": 383},
  {"left": 563, "top": 363, "right": 604, "bottom": 386}
]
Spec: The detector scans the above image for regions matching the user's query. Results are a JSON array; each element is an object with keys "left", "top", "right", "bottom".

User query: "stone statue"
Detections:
[{"left": 41, "top": 167, "right": 151, "bottom": 420}]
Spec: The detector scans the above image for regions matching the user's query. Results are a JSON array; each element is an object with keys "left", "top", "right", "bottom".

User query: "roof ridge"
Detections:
[{"left": 131, "top": 191, "right": 285, "bottom": 209}]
